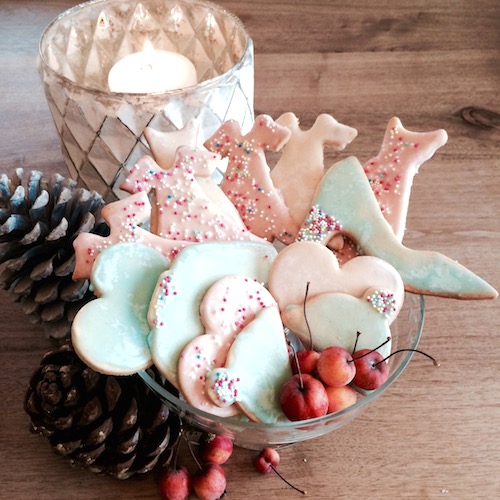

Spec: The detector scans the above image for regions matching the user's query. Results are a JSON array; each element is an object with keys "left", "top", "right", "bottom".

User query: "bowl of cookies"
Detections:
[{"left": 70, "top": 113, "right": 497, "bottom": 450}]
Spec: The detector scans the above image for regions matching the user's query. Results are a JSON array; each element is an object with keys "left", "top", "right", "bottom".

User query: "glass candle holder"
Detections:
[{"left": 38, "top": 0, "right": 254, "bottom": 201}]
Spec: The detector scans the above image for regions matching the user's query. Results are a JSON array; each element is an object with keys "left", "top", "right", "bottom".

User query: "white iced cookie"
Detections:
[
  {"left": 268, "top": 240, "right": 404, "bottom": 322},
  {"left": 72, "top": 243, "right": 169, "bottom": 375},
  {"left": 282, "top": 288, "right": 397, "bottom": 358},
  {"left": 205, "top": 305, "right": 292, "bottom": 423},
  {"left": 149, "top": 241, "right": 278, "bottom": 387},
  {"left": 178, "top": 276, "right": 277, "bottom": 417},
  {"left": 271, "top": 112, "right": 357, "bottom": 226},
  {"left": 297, "top": 156, "right": 498, "bottom": 299}
]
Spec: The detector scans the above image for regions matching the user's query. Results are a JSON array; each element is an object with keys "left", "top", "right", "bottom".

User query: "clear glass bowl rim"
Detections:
[
  {"left": 38, "top": 0, "right": 253, "bottom": 99},
  {"left": 139, "top": 293, "right": 425, "bottom": 431}
]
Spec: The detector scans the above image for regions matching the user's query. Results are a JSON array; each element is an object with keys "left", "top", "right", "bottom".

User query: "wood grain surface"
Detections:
[{"left": 0, "top": 1, "right": 499, "bottom": 499}]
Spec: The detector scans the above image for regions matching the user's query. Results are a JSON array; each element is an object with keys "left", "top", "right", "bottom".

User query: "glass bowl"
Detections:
[{"left": 139, "top": 292, "right": 425, "bottom": 450}]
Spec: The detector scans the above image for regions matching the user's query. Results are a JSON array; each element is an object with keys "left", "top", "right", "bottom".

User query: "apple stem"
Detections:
[
  {"left": 374, "top": 348, "right": 440, "bottom": 367},
  {"left": 304, "top": 281, "right": 313, "bottom": 351},
  {"left": 352, "top": 331, "right": 362, "bottom": 354},
  {"left": 269, "top": 463, "right": 307, "bottom": 495},
  {"left": 286, "top": 336, "right": 305, "bottom": 391},
  {"left": 350, "top": 336, "right": 391, "bottom": 362},
  {"left": 186, "top": 433, "right": 203, "bottom": 471}
]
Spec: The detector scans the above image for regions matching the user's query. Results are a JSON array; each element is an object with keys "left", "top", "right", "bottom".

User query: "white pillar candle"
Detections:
[{"left": 108, "top": 41, "right": 198, "bottom": 93}]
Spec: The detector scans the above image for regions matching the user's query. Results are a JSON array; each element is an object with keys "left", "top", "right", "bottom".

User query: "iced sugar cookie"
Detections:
[
  {"left": 363, "top": 117, "right": 448, "bottom": 241},
  {"left": 271, "top": 112, "right": 357, "bottom": 226},
  {"left": 268, "top": 240, "right": 404, "bottom": 320},
  {"left": 121, "top": 149, "right": 261, "bottom": 242},
  {"left": 205, "top": 305, "right": 291, "bottom": 423},
  {"left": 73, "top": 191, "right": 193, "bottom": 280},
  {"left": 149, "top": 241, "right": 278, "bottom": 387},
  {"left": 298, "top": 156, "right": 497, "bottom": 299},
  {"left": 282, "top": 288, "right": 396, "bottom": 358},
  {"left": 205, "top": 115, "right": 299, "bottom": 244},
  {"left": 72, "top": 243, "right": 169, "bottom": 375},
  {"left": 178, "top": 276, "right": 277, "bottom": 417}
]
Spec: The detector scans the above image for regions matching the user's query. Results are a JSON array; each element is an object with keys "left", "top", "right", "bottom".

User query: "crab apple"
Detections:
[
  {"left": 352, "top": 349, "right": 389, "bottom": 390},
  {"left": 192, "top": 463, "right": 226, "bottom": 500},
  {"left": 198, "top": 433, "right": 233, "bottom": 465},
  {"left": 292, "top": 349, "right": 320, "bottom": 375},
  {"left": 325, "top": 384, "right": 357, "bottom": 413},
  {"left": 158, "top": 466, "right": 192, "bottom": 500},
  {"left": 280, "top": 373, "right": 328, "bottom": 421},
  {"left": 254, "top": 447, "right": 280, "bottom": 474},
  {"left": 316, "top": 346, "right": 356, "bottom": 387}
]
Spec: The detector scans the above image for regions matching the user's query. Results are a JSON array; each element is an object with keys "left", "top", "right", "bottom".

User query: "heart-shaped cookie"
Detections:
[
  {"left": 268, "top": 240, "right": 404, "bottom": 322},
  {"left": 282, "top": 287, "right": 396, "bottom": 357}
]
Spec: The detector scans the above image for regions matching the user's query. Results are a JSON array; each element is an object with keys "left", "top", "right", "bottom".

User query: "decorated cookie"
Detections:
[
  {"left": 73, "top": 191, "right": 193, "bottom": 280},
  {"left": 120, "top": 149, "right": 260, "bottom": 242},
  {"left": 144, "top": 119, "right": 202, "bottom": 168},
  {"left": 282, "top": 287, "right": 395, "bottom": 358},
  {"left": 205, "top": 114, "right": 300, "bottom": 244},
  {"left": 148, "top": 240, "right": 278, "bottom": 387},
  {"left": 297, "top": 156, "right": 498, "bottom": 299},
  {"left": 177, "top": 276, "right": 277, "bottom": 417},
  {"left": 271, "top": 112, "right": 357, "bottom": 226},
  {"left": 268, "top": 240, "right": 404, "bottom": 320},
  {"left": 363, "top": 117, "right": 448, "bottom": 241},
  {"left": 205, "top": 305, "right": 291, "bottom": 423},
  {"left": 72, "top": 242, "right": 169, "bottom": 375}
]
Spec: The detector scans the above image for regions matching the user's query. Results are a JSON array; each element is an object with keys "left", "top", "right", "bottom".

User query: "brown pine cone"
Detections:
[
  {"left": 24, "top": 342, "right": 182, "bottom": 479},
  {"left": 0, "top": 168, "right": 109, "bottom": 340}
]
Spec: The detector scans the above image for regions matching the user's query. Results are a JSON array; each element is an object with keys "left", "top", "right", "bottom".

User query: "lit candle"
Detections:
[{"left": 108, "top": 41, "right": 198, "bottom": 93}]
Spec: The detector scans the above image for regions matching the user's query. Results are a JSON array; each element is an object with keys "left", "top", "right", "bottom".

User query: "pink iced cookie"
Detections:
[
  {"left": 271, "top": 112, "right": 357, "bottom": 226},
  {"left": 177, "top": 276, "right": 277, "bottom": 417},
  {"left": 268, "top": 240, "right": 404, "bottom": 321},
  {"left": 204, "top": 305, "right": 292, "bottom": 423},
  {"left": 363, "top": 117, "right": 448, "bottom": 241},
  {"left": 205, "top": 115, "right": 300, "bottom": 244},
  {"left": 73, "top": 191, "right": 193, "bottom": 280},
  {"left": 120, "top": 148, "right": 262, "bottom": 242}
]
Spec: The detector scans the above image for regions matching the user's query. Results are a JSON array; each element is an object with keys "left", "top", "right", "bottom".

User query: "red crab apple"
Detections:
[
  {"left": 192, "top": 463, "right": 226, "bottom": 500},
  {"left": 198, "top": 433, "right": 233, "bottom": 465},
  {"left": 316, "top": 346, "right": 356, "bottom": 388},
  {"left": 292, "top": 349, "right": 320, "bottom": 375},
  {"left": 280, "top": 373, "right": 328, "bottom": 421},
  {"left": 158, "top": 466, "right": 192, "bottom": 500},
  {"left": 325, "top": 384, "right": 358, "bottom": 413},
  {"left": 352, "top": 349, "right": 389, "bottom": 390},
  {"left": 254, "top": 447, "right": 280, "bottom": 474}
]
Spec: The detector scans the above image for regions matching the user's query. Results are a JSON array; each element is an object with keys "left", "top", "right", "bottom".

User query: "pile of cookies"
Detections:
[{"left": 71, "top": 113, "right": 497, "bottom": 424}]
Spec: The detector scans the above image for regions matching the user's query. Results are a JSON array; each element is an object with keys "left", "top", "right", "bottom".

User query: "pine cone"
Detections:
[
  {"left": 0, "top": 168, "right": 109, "bottom": 339},
  {"left": 24, "top": 342, "right": 182, "bottom": 479}
]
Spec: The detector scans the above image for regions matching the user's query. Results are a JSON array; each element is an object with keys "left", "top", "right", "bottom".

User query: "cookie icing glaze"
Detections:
[
  {"left": 300, "top": 156, "right": 498, "bottom": 299},
  {"left": 177, "top": 276, "right": 277, "bottom": 417},
  {"left": 73, "top": 191, "right": 192, "bottom": 280},
  {"left": 205, "top": 305, "right": 292, "bottom": 423},
  {"left": 148, "top": 241, "right": 278, "bottom": 387},
  {"left": 364, "top": 117, "right": 448, "bottom": 241},
  {"left": 271, "top": 112, "right": 357, "bottom": 226},
  {"left": 282, "top": 287, "right": 395, "bottom": 358},
  {"left": 120, "top": 149, "right": 261, "bottom": 242},
  {"left": 205, "top": 114, "right": 299, "bottom": 244},
  {"left": 268, "top": 240, "right": 404, "bottom": 321},
  {"left": 72, "top": 243, "right": 169, "bottom": 375}
]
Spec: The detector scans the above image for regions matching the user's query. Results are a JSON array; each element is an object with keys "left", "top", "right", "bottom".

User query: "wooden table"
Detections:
[{"left": 1, "top": 1, "right": 499, "bottom": 498}]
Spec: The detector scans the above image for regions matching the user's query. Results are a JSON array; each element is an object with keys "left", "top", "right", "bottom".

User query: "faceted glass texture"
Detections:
[{"left": 39, "top": 0, "right": 254, "bottom": 201}]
